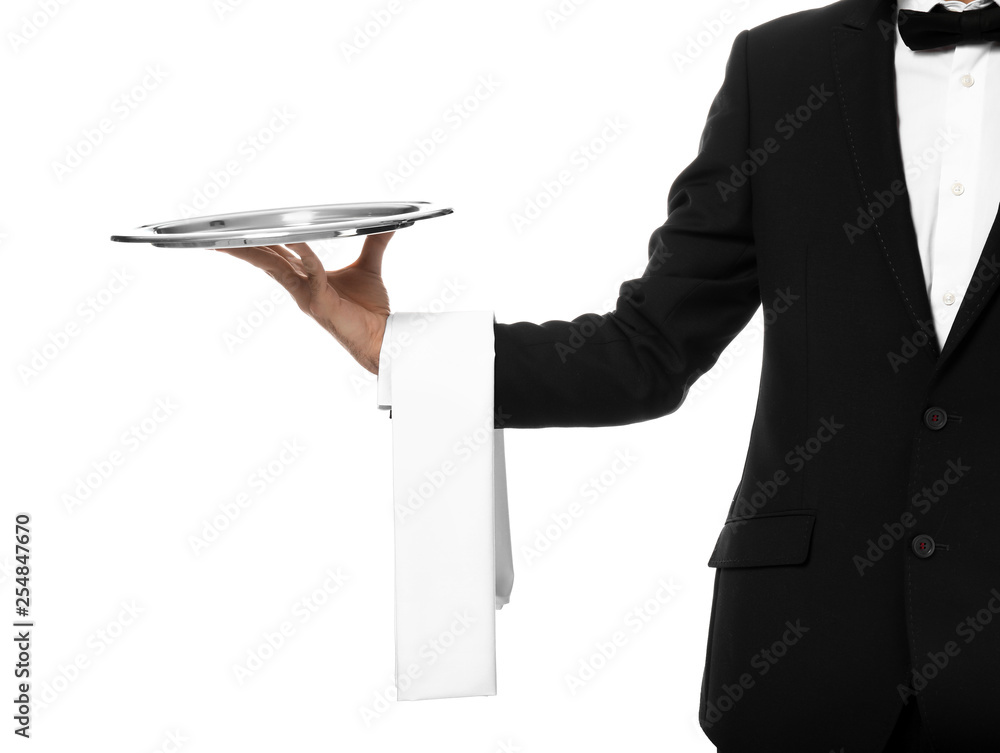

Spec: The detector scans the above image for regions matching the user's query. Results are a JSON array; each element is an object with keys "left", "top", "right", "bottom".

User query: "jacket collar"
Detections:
[{"left": 831, "top": 0, "right": 1000, "bottom": 371}]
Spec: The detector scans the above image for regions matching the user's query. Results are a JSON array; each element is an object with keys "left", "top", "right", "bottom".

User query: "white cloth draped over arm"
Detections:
[{"left": 377, "top": 311, "right": 514, "bottom": 700}]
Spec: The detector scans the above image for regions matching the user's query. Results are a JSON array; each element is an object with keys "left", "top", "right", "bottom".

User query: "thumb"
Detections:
[{"left": 353, "top": 230, "right": 394, "bottom": 275}]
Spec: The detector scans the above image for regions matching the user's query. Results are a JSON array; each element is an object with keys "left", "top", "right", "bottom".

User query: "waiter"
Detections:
[{"left": 217, "top": 0, "right": 1000, "bottom": 749}]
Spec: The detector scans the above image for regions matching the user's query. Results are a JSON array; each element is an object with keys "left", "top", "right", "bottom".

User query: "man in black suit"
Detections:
[{"left": 217, "top": 0, "right": 1000, "bottom": 749}]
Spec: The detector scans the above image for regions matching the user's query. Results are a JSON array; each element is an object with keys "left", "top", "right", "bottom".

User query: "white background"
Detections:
[{"left": 2, "top": 0, "right": 816, "bottom": 750}]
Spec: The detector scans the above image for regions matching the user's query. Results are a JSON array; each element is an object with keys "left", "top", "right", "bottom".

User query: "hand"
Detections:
[{"left": 215, "top": 233, "right": 393, "bottom": 374}]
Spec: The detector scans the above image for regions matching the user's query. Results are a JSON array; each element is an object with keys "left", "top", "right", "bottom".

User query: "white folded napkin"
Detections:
[{"left": 378, "top": 311, "right": 514, "bottom": 700}]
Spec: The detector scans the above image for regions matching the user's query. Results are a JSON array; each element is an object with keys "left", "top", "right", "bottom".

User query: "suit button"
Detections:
[
  {"left": 912, "top": 534, "right": 936, "bottom": 558},
  {"left": 923, "top": 407, "right": 947, "bottom": 430}
]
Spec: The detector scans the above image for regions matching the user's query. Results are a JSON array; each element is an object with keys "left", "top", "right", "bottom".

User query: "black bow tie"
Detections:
[{"left": 897, "top": 2, "right": 1000, "bottom": 50}]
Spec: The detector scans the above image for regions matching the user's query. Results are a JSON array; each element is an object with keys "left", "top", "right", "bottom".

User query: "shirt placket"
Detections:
[{"left": 929, "top": 41, "right": 988, "bottom": 336}]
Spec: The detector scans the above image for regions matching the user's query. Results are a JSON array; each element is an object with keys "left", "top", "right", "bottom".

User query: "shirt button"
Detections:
[
  {"left": 923, "top": 407, "right": 947, "bottom": 430},
  {"left": 960, "top": 73, "right": 975, "bottom": 87},
  {"left": 912, "top": 534, "right": 936, "bottom": 559},
  {"left": 943, "top": 291, "right": 956, "bottom": 305},
  {"left": 951, "top": 182, "right": 965, "bottom": 196}
]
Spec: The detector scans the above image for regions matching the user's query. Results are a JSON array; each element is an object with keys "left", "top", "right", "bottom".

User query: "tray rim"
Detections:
[{"left": 110, "top": 201, "right": 453, "bottom": 248}]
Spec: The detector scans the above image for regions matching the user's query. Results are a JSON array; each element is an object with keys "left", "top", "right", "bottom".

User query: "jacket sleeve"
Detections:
[{"left": 494, "top": 29, "right": 760, "bottom": 430}]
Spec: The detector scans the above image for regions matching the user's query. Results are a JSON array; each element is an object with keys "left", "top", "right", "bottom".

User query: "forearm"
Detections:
[{"left": 493, "top": 230, "right": 759, "bottom": 429}]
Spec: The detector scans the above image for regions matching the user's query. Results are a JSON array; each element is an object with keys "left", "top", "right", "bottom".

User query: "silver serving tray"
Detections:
[{"left": 110, "top": 201, "right": 453, "bottom": 249}]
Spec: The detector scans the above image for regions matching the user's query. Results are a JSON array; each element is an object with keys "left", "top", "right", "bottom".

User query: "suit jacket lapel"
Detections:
[
  {"left": 832, "top": 0, "right": 942, "bottom": 360},
  {"left": 936, "top": 207, "right": 1000, "bottom": 366},
  {"left": 831, "top": 0, "right": 1000, "bottom": 370}
]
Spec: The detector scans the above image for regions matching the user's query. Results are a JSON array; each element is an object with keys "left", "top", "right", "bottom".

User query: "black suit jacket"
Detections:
[{"left": 493, "top": 0, "right": 1000, "bottom": 750}]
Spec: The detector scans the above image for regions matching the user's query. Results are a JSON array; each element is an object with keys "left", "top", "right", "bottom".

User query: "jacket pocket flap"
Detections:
[{"left": 707, "top": 512, "right": 815, "bottom": 568}]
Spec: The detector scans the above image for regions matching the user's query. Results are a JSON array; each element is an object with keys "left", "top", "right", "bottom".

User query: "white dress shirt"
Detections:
[
  {"left": 895, "top": 0, "right": 1000, "bottom": 347},
  {"left": 377, "top": 0, "right": 1000, "bottom": 405}
]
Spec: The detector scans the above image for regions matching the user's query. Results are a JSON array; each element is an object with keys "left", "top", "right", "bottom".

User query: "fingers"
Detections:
[
  {"left": 216, "top": 246, "right": 307, "bottom": 303},
  {"left": 263, "top": 245, "right": 303, "bottom": 270},
  {"left": 286, "top": 242, "right": 336, "bottom": 305},
  {"left": 354, "top": 230, "right": 394, "bottom": 275},
  {"left": 217, "top": 246, "right": 292, "bottom": 279}
]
